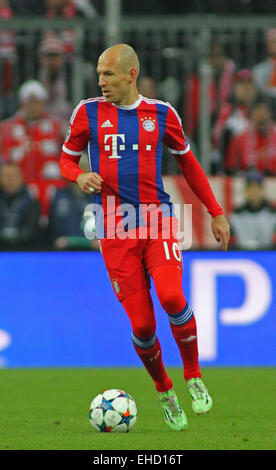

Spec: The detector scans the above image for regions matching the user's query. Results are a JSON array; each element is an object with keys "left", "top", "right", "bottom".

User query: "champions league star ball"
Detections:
[{"left": 89, "top": 389, "right": 137, "bottom": 432}]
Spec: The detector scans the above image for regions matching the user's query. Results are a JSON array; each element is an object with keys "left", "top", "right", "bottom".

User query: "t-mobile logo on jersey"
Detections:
[
  {"left": 104, "top": 133, "right": 152, "bottom": 158},
  {"left": 104, "top": 134, "right": 125, "bottom": 159}
]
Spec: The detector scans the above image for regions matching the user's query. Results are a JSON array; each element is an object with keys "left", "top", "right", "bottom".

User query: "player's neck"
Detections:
[{"left": 115, "top": 90, "right": 140, "bottom": 107}]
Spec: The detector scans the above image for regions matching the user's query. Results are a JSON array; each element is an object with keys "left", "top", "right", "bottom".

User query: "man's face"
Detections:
[
  {"left": 234, "top": 81, "right": 256, "bottom": 105},
  {"left": 21, "top": 96, "right": 46, "bottom": 121},
  {"left": 252, "top": 104, "right": 271, "bottom": 133},
  {"left": 97, "top": 53, "right": 131, "bottom": 105},
  {"left": 40, "top": 53, "right": 63, "bottom": 75},
  {"left": 0, "top": 165, "right": 23, "bottom": 194},
  {"left": 245, "top": 182, "right": 264, "bottom": 206},
  {"left": 138, "top": 77, "right": 157, "bottom": 99}
]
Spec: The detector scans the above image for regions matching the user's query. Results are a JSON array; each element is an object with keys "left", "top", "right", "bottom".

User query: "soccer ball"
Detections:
[{"left": 89, "top": 389, "right": 137, "bottom": 433}]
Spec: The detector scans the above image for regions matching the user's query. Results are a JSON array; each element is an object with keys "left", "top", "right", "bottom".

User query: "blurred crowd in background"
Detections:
[
  {"left": 6, "top": 0, "right": 276, "bottom": 16},
  {"left": 0, "top": 0, "right": 275, "bottom": 251}
]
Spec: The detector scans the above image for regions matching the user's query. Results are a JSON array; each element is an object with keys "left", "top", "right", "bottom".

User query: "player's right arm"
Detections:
[
  {"left": 59, "top": 101, "right": 103, "bottom": 194},
  {"left": 163, "top": 104, "right": 230, "bottom": 251}
]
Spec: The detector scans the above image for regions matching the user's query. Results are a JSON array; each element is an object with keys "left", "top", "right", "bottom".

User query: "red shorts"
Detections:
[{"left": 100, "top": 217, "right": 183, "bottom": 301}]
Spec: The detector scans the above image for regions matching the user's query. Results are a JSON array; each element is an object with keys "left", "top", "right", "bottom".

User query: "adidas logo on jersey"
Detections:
[{"left": 101, "top": 120, "right": 113, "bottom": 128}]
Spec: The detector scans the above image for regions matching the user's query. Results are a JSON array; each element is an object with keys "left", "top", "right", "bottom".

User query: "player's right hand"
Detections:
[{"left": 77, "top": 172, "right": 103, "bottom": 194}]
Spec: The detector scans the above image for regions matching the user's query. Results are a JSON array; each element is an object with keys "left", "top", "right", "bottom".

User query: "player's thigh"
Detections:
[
  {"left": 100, "top": 237, "right": 149, "bottom": 302},
  {"left": 151, "top": 264, "right": 186, "bottom": 314},
  {"left": 143, "top": 235, "right": 183, "bottom": 276}
]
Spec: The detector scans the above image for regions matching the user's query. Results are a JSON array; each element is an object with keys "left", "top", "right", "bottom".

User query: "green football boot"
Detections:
[
  {"left": 159, "top": 389, "right": 188, "bottom": 431},
  {"left": 187, "top": 377, "right": 213, "bottom": 414}
]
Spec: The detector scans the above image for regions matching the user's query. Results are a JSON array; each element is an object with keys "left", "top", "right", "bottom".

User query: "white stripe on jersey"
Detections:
[
  {"left": 141, "top": 96, "right": 186, "bottom": 153},
  {"left": 70, "top": 96, "right": 106, "bottom": 125},
  {"left": 141, "top": 96, "right": 183, "bottom": 128},
  {"left": 168, "top": 144, "right": 190, "bottom": 155},
  {"left": 62, "top": 144, "right": 83, "bottom": 156}
]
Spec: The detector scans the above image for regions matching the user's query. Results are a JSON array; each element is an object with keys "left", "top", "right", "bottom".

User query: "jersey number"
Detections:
[{"left": 163, "top": 241, "right": 182, "bottom": 262}]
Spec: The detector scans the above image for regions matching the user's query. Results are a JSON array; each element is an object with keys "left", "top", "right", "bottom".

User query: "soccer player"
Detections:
[{"left": 59, "top": 44, "right": 230, "bottom": 431}]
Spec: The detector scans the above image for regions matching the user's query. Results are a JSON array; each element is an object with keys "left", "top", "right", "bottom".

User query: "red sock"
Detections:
[
  {"left": 122, "top": 288, "right": 173, "bottom": 393},
  {"left": 169, "top": 313, "right": 201, "bottom": 381},
  {"left": 152, "top": 265, "right": 201, "bottom": 382},
  {"left": 133, "top": 335, "right": 173, "bottom": 392}
]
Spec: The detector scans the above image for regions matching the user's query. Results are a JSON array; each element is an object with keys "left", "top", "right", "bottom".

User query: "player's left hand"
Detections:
[{"left": 211, "top": 215, "right": 230, "bottom": 251}]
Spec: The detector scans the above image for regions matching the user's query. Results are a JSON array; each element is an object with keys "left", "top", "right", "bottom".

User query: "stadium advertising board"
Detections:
[{"left": 0, "top": 251, "right": 275, "bottom": 367}]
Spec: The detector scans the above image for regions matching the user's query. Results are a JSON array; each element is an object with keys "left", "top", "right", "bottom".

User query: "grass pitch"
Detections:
[{"left": 0, "top": 367, "right": 275, "bottom": 450}]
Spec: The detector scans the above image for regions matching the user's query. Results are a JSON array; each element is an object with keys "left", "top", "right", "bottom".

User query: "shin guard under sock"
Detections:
[
  {"left": 168, "top": 305, "right": 201, "bottom": 382},
  {"left": 132, "top": 332, "right": 173, "bottom": 393}
]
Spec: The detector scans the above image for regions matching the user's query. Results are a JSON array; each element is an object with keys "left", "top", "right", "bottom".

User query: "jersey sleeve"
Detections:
[
  {"left": 162, "top": 103, "right": 223, "bottom": 217},
  {"left": 62, "top": 101, "right": 90, "bottom": 157},
  {"left": 174, "top": 149, "right": 224, "bottom": 218},
  {"left": 163, "top": 105, "right": 190, "bottom": 156},
  {"left": 59, "top": 101, "right": 90, "bottom": 182}
]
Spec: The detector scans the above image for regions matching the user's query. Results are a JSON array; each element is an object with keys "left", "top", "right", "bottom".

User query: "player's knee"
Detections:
[
  {"left": 133, "top": 323, "right": 155, "bottom": 340},
  {"left": 158, "top": 290, "right": 186, "bottom": 314}
]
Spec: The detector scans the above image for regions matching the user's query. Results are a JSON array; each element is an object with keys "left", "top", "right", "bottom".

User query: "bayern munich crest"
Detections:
[
  {"left": 111, "top": 278, "right": 120, "bottom": 294},
  {"left": 141, "top": 117, "right": 156, "bottom": 132}
]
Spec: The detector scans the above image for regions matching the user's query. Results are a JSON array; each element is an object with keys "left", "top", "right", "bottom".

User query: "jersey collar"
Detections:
[{"left": 112, "top": 95, "right": 142, "bottom": 110}]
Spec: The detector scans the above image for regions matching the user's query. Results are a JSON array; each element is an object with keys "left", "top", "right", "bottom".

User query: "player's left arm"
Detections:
[
  {"left": 163, "top": 105, "right": 230, "bottom": 251},
  {"left": 177, "top": 152, "right": 230, "bottom": 251}
]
